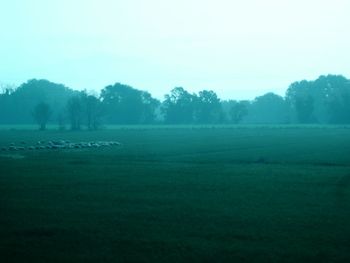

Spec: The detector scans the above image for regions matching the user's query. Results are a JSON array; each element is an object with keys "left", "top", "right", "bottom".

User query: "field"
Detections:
[{"left": 1, "top": 126, "right": 350, "bottom": 262}]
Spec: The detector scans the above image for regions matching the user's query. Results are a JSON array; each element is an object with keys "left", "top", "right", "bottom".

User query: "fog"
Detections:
[
  {"left": 1, "top": 0, "right": 350, "bottom": 99},
  {"left": 1, "top": 2, "right": 350, "bottom": 261}
]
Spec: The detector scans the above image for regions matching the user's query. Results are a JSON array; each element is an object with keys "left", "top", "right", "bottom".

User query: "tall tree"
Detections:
[
  {"left": 162, "top": 87, "right": 196, "bottom": 124},
  {"left": 321, "top": 75, "right": 350, "bottom": 123},
  {"left": 295, "top": 95, "right": 315, "bottom": 123},
  {"left": 67, "top": 96, "right": 82, "bottom": 130},
  {"left": 286, "top": 80, "right": 315, "bottom": 123},
  {"left": 100, "top": 83, "right": 159, "bottom": 124},
  {"left": 80, "top": 92, "right": 103, "bottom": 130},
  {"left": 0, "top": 79, "right": 76, "bottom": 124},
  {"left": 228, "top": 100, "right": 249, "bottom": 124},
  {"left": 194, "top": 90, "right": 222, "bottom": 123},
  {"left": 32, "top": 102, "right": 52, "bottom": 130},
  {"left": 140, "top": 91, "right": 160, "bottom": 124},
  {"left": 285, "top": 75, "right": 350, "bottom": 123},
  {"left": 246, "top": 93, "right": 288, "bottom": 124}
]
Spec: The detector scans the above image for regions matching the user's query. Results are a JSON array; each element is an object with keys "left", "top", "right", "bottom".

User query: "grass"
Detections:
[{"left": 0, "top": 126, "right": 350, "bottom": 262}]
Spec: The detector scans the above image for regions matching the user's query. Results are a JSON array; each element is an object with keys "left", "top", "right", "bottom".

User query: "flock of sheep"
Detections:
[{"left": 1, "top": 140, "right": 122, "bottom": 152}]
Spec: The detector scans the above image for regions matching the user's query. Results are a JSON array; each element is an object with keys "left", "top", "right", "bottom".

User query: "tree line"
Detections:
[{"left": 0, "top": 74, "right": 349, "bottom": 130}]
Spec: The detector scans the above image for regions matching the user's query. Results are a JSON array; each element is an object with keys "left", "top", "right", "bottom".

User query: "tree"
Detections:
[
  {"left": 80, "top": 92, "right": 104, "bottom": 130},
  {"left": 285, "top": 75, "right": 350, "bottom": 123},
  {"left": 194, "top": 90, "right": 222, "bottom": 123},
  {"left": 0, "top": 84, "right": 15, "bottom": 124},
  {"left": 32, "top": 102, "right": 52, "bottom": 130},
  {"left": 320, "top": 75, "right": 350, "bottom": 124},
  {"left": 57, "top": 112, "right": 66, "bottom": 131},
  {"left": 0, "top": 79, "right": 76, "bottom": 124},
  {"left": 100, "top": 83, "right": 159, "bottom": 124},
  {"left": 67, "top": 96, "right": 82, "bottom": 130},
  {"left": 246, "top": 93, "right": 288, "bottom": 124},
  {"left": 0, "top": 83, "right": 15, "bottom": 95},
  {"left": 286, "top": 80, "right": 315, "bottom": 123},
  {"left": 162, "top": 87, "right": 196, "bottom": 124},
  {"left": 295, "top": 95, "right": 315, "bottom": 123},
  {"left": 228, "top": 100, "right": 249, "bottom": 124},
  {"left": 140, "top": 91, "right": 160, "bottom": 124}
]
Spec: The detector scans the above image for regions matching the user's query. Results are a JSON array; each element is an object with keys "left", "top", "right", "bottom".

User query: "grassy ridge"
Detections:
[{"left": 1, "top": 127, "right": 350, "bottom": 262}]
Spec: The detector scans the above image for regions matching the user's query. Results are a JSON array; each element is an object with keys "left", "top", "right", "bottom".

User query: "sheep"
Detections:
[
  {"left": 9, "top": 146, "right": 17, "bottom": 151},
  {"left": 53, "top": 140, "right": 65, "bottom": 145},
  {"left": 5, "top": 140, "right": 122, "bottom": 152},
  {"left": 52, "top": 144, "right": 66, "bottom": 149}
]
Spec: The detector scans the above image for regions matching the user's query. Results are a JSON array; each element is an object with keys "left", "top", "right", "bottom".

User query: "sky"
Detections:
[{"left": 1, "top": 0, "right": 349, "bottom": 100}]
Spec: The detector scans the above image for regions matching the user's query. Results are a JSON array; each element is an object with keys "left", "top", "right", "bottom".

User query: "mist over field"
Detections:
[{"left": 1, "top": 1, "right": 350, "bottom": 262}]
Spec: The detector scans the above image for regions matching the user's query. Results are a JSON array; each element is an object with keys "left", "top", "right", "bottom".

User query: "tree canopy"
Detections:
[{"left": 1, "top": 74, "right": 350, "bottom": 127}]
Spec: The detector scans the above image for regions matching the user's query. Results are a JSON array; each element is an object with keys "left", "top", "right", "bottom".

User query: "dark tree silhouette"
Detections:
[
  {"left": 285, "top": 75, "right": 350, "bottom": 124},
  {"left": 0, "top": 79, "right": 76, "bottom": 124},
  {"left": 32, "top": 102, "right": 52, "bottom": 130},
  {"left": 194, "top": 90, "right": 222, "bottom": 123},
  {"left": 140, "top": 91, "right": 160, "bottom": 124},
  {"left": 295, "top": 95, "right": 315, "bottom": 123},
  {"left": 57, "top": 112, "right": 66, "bottom": 131},
  {"left": 1, "top": 75, "right": 350, "bottom": 126},
  {"left": 100, "top": 83, "right": 159, "bottom": 124},
  {"left": 229, "top": 100, "right": 248, "bottom": 124},
  {"left": 286, "top": 80, "right": 315, "bottom": 123},
  {"left": 80, "top": 92, "right": 103, "bottom": 130},
  {"left": 67, "top": 96, "right": 82, "bottom": 130},
  {"left": 321, "top": 75, "right": 350, "bottom": 123},
  {"left": 162, "top": 87, "right": 196, "bottom": 124},
  {"left": 246, "top": 93, "right": 288, "bottom": 124}
]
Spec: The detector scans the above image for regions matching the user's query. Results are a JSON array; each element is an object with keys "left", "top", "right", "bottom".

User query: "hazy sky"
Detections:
[{"left": 1, "top": 0, "right": 349, "bottom": 99}]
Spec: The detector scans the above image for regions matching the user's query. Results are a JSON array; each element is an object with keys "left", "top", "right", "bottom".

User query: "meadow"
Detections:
[{"left": 0, "top": 126, "right": 350, "bottom": 262}]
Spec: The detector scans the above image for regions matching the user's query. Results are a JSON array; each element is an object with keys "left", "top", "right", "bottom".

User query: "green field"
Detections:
[{"left": 1, "top": 126, "right": 350, "bottom": 262}]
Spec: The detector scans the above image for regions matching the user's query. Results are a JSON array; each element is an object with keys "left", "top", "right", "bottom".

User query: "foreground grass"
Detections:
[{"left": 0, "top": 127, "right": 350, "bottom": 262}]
